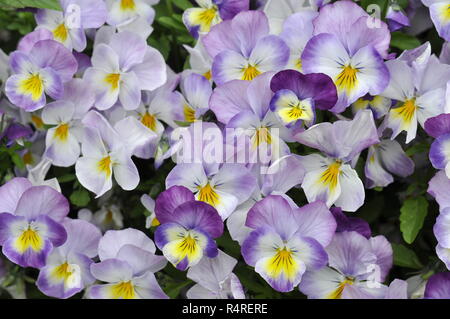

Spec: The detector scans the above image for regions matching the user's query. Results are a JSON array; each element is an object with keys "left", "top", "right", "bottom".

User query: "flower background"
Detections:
[{"left": 0, "top": 0, "right": 448, "bottom": 299}]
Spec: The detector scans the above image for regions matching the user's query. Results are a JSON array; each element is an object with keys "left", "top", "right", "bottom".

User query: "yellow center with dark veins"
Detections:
[
  {"left": 53, "top": 23, "right": 68, "bottom": 42},
  {"left": 197, "top": 183, "right": 220, "bottom": 207},
  {"left": 105, "top": 73, "right": 120, "bottom": 90},
  {"left": 20, "top": 74, "right": 44, "bottom": 101},
  {"left": 197, "top": 8, "right": 217, "bottom": 29},
  {"left": 242, "top": 65, "right": 261, "bottom": 81},
  {"left": 266, "top": 247, "right": 297, "bottom": 279},
  {"left": 327, "top": 278, "right": 355, "bottom": 299},
  {"left": 52, "top": 262, "right": 73, "bottom": 280},
  {"left": 336, "top": 65, "right": 358, "bottom": 92},
  {"left": 253, "top": 127, "right": 272, "bottom": 148},
  {"left": 319, "top": 161, "right": 342, "bottom": 191},
  {"left": 120, "top": 0, "right": 135, "bottom": 10},
  {"left": 98, "top": 156, "right": 112, "bottom": 177},
  {"left": 54, "top": 123, "right": 69, "bottom": 142},
  {"left": 141, "top": 112, "right": 157, "bottom": 131},
  {"left": 111, "top": 281, "right": 135, "bottom": 299},
  {"left": 15, "top": 227, "right": 43, "bottom": 252},
  {"left": 183, "top": 104, "right": 196, "bottom": 123},
  {"left": 392, "top": 98, "right": 417, "bottom": 124}
]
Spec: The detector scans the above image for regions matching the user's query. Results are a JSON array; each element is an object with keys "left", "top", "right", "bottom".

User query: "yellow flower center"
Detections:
[
  {"left": 336, "top": 65, "right": 358, "bottom": 93},
  {"left": 15, "top": 227, "right": 43, "bottom": 253},
  {"left": 266, "top": 247, "right": 297, "bottom": 279},
  {"left": 197, "top": 183, "right": 220, "bottom": 207},
  {"left": 52, "top": 262, "right": 73, "bottom": 280},
  {"left": 54, "top": 123, "right": 69, "bottom": 142},
  {"left": 319, "top": 161, "right": 342, "bottom": 191},
  {"left": 111, "top": 281, "right": 135, "bottom": 299},
  {"left": 31, "top": 115, "right": 44, "bottom": 129},
  {"left": 22, "top": 151, "right": 34, "bottom": 165},
  {"left": 141, "top": 112, "right": 157, "bottom": 131},
  {"left": 252, "top": 127, "right": 272, "bottom": 148},
  {"left": 295, "top": 58, "right": 302, "bottom": 71},
  {"left": 20, "top": 74, "right": 44, "bottom": 101},
  {"left": 105, "top": 73, "right": 120, "bottom": 91},
  {"left": 242, "top": 65, "right": 261, "bottom": 81},
  {"left": 392, "top": 98, "right": 417, "bottom": 124},
  {"left": 197, "top": 7, "right": 218, "bottom": 31},
  {"left": 120, "top": 0, "right": 135, "bottom": 10},
  {"left": 203, "top": 70, "right": 212, "bottom": 81},
  {"left": 183, "top": 104, "right": 196, "bottom": 123},
  {"left": 97, "top": 156, "right": 112, "bottom": 177},
  {"left": 327, "top": 278, "right": 355, "bottom": 299},
  {"left": 53, "top": 23, "right": 68, "bottom": 42}
]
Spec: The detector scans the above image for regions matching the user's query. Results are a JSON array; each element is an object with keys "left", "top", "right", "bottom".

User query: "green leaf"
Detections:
[
  {"left": 163, "top": 280, "right": 192, "bottom": 299},
  {"left": 171, "top": 0, "right": 192, "bottom": 10},
  {"left": 391, "top": 32, "right": 421, "bottom": 50},
  {"left": 399, "top": 196, "right": 429, "bottom": 244},
  {"left": 70, "top": 189, "right": 90, "bottom": 207},
  {"left": 405, "top": 141, "right": 429, "bottom": 157},
  {"left": 174, "top": 120, "right": 192, "bottom": 127},
  {"left": 57, "top": 174, "right": 76, "bottom": 183},
  {"left": 0, "top": 0, "right": 61, "bottom": 10},
  {"left": 157, "top": 16, "right": 186, "bottom": 31},
  {"left": 392, "top": 243, "right": 424, "bottom": 269}
]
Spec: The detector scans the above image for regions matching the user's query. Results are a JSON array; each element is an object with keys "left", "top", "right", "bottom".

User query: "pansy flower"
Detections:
[
  {"left": 5, "top": 37, "right": 77, "bottom": 111},
  {"left": 425, "top": 113, "right": 450, "bottom": 177},
  {"left": 422, "top": 0, "right": 450, "bottom": 41},
  {"left": 84, "top": 31, "right": 166, "bottom": 110},
  {"left": 154, "top": 186, "right": 224, "bottom": 270},
  {"left": 78, "top": 204, "right": 124, "bottom": 232},
  {"left": 202, "top": 11, "right": 289, "bottom": 84},
  {"left": 351, "top": 94, "right": 391, "bottom": 120},
  {"left": 279, "top": 11, "right": 318, "bottom": 72},
  {"left": 386, "top": 3, "right": 410, "bottom": 32},
  {"left": 299, "top": 231, "right": 392, "bottom": 299},
  {"left": 186, "top": 250, "right": 245, "bottom": 299},
  {"left": 295, "top": 110, "right": 379, "bottom": 211},
  {"left": 35, "top": 0, "right": 107, "bottom": 51},
  {"left": 227, "top": 154, "right": 306, "bottom": 245},
  {"left": 183, "top": 40, "right": 213, "bottom": 81},
  {"left": 210, "top": 73, "right": 292, "bottom": 165},
  {"left": 263, "top": 0, "right": 326, "bottom": 34},
  {"left": 42, "top": 79, "right": 95, "bottom": 167},
  {"left": 424, "top": 272, "right": 450, "bottom": 299},
  {"left": 365, "top": 138, "right": 414, "bottom": 189},
  {"left": 75, "top": 110, "right": 156, "bottom": 197},
  {"left": 107, "top": 69, "right": 181, "bottom": 159},
  {"left": 269, "top": 69, "right": 337, "bottom": 128},
  {"left": 183, "top": 0, "right": 249, "bottom": 39},
  {"left": 175, "top": 72, "right": 212, "bottom": 123},
  {"left": 0, "top": 178, "right": 68, "bottom": 268},
  {"left": 166, "top": 163, "right": 257, "bottom": 220},
  {"left": 105, "top": 0, "right": 159, "bottom": 27},
  {"left": 301, "top": 0, "right": 390, "bottom": 112},
  {"left": 241, "top": 196, "right": 336, "bottom": 292},
  {"left": 89, "top": 228, "right": 168, "bottom": 299},
  {"left": 36, "top": 219, "right": 102, "bottom": 299},
  {"left": 382, "top": 42, "right": 450, "bottom": 143}
]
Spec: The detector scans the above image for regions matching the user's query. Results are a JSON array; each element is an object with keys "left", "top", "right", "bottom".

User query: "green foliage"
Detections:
[
  {"left": 0, "top": 0, "right": 61, "bottom": 10},
  {"left": 391, "top": 32, "right": 422, "bottom": 50},
  {"left": 69, "top": 188, "right": 91, "bottom": 207},
  {"left": 392, "top": 243, "right": 424, "bottom": 269},
  {"left": 399, "top": 196, "right": 429, "bottom": 244}
]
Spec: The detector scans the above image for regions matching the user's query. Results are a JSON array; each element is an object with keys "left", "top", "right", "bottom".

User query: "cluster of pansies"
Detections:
[{"left": 2, "top": 0, "right": 450, "bottom": 299}]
